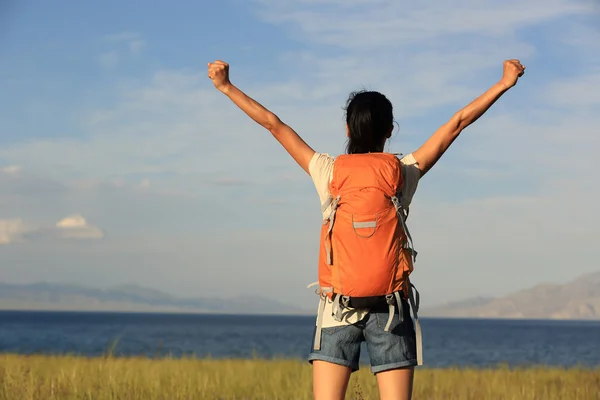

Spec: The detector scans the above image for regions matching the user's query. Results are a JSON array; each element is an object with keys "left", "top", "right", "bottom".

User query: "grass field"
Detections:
[{"left": 0, "top": 354, "right": 598, "bottom": 399}]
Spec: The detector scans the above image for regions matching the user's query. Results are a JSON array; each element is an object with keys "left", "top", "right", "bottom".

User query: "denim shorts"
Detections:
[{"left": 307, "top": 298, "right": 417, "bottom": 374}]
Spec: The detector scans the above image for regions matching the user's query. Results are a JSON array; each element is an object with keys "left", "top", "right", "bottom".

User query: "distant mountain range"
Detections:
[
  {"left": 0, "top": 282, "right": 310, "bottom": 315},
  {"left": 420, "top": 271, "right": 600, "bottom": 320},
  {"left": 1, "top": 271, "right": 599, "bottom": 319}
]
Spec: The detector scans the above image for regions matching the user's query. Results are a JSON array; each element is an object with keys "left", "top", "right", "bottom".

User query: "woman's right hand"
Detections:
[
  {"left": 499, "top": 59, "right": 526, "bottom": 89},
  {"left": 207, "top": 60, "right": 232, "bottom": 93}
]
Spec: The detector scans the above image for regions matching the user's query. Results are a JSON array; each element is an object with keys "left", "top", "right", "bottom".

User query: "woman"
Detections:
[{"left": 208, "top": 59, "right": 525, "bottom": 400}]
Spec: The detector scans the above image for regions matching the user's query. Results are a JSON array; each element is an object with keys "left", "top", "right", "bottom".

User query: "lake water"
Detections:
[{"left": 1, "top": 311, "right": 599, "bottom": 368}]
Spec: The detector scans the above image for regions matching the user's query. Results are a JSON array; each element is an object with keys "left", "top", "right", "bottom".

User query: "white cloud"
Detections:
[
  {"left": 56, "top": 214, "right": 87, "bottom": 228},
  {"left": 54, "top": 214, "right": 104, "bottom": 240}
]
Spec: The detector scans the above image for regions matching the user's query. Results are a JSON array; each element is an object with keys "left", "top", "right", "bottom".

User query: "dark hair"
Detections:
[{"left": 344, "top": 90, "right": 394, "bottom": 154}]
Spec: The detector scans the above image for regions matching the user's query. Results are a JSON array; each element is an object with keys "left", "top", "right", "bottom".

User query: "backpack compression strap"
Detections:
[
  {"left": 391, "top": 192, "right": 418, "bottom": 262},
  {"left": 322, "top": 195, "right": 341, "bottom": 265}
]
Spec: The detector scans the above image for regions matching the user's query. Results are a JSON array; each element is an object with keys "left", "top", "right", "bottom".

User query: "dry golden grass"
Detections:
[{"left": 0, "top": 354, "right": 598, "bottom": 399}]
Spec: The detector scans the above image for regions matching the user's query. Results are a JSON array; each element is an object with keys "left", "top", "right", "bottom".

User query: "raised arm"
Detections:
[
  {"left": 208, "top": 60, "right": 315, "bottom": 174},
  {"left": 413, "top": 59, "right": 526, "bottom": 177}
]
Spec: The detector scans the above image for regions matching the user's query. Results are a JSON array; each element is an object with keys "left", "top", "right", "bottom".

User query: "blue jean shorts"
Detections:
[{"left": 307, "top": 298, "right": 417, "bottom": 374}]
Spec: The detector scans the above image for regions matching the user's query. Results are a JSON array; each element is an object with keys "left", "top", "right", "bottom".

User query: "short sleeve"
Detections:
[
  {"left": 308, "top": 152, "right": 335, "bottom": 218},
  {"left": 399, "top": 153, "right": 421, "bottom": 208}
]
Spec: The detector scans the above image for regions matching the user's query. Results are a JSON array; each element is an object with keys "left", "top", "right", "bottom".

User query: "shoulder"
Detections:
[
  {"left": 309, "top": 152, "right": 334, "bottom": 175},
  {"left": 309, "top": 153, "right": 335, "bottom": 212},
  {"left": 309, "top": 152, "right": 335, "bottom": 185},
  {"left": 399, "top": 153, "right": 418, "bottom": 167},
  {"left": 399, "top": 153, "right": 421, "bottom": 180},
  {"left": 397, "top": 153, "right": 421, "bottom": 207}
]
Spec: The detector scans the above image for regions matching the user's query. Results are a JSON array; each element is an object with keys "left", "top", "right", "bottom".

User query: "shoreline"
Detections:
[{"left": 2, "top": 308, "right": 600, "bottom": 323}]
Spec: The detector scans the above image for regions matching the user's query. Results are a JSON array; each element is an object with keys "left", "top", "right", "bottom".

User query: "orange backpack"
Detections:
[{"left": 311, "top": 152, "right": 423, "bottom": 365}]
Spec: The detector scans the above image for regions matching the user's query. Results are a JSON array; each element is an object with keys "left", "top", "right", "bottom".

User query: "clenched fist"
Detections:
[
  {"left": 500, "top": 59, "right": 526, "bottom": 89},
  {"left": 208, "top": 60, "right": 231, "bottom": 92}
]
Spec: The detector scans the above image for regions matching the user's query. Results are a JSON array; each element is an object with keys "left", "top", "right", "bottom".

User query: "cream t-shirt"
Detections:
[{"left": 308, "top": 152, "right": 422, "bottom": 328}]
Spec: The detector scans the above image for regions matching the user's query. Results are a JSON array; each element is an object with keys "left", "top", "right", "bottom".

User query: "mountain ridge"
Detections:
[
  {"left": 420, "top": 271, "right": 600, "bottom": 320},
  {"left": 0, "top": 282, "right": 310, "bottom": 315}
]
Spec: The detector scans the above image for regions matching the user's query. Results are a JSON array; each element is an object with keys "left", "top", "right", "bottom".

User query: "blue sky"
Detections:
[{"left": 1, "top": 0, "right": 599, "bottom": 308}]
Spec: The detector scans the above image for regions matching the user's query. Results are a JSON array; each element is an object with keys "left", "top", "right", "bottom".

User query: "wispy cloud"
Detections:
[
  {"left": 129, "top": 39, "right": 145, "bottom": 55},
  {"left": 96, "top": 31, "right": 145, "bottom": 68},
  {"left": 99, "top": 51, "right": 119, "bottom": 68},
  {"left": 0, "top": 218, "right": 32, "bottom": 245},
  {"left": 139, "top": 178, "right": 150, "bottom": 188},
  {"left": 1, "top": 165, "right": 21, "bottom": 175},
  {"left": 103, "top": 31, "right": 142, "bottom": 42},
  {"left": 543, "top": 72, "right": 600, "bottom": 108},
  {"left": 103, "top": 31, "right": 146, "bottom": 56},
  {"left": 254, "top": 0, "right": 589, "bottom": 49}
]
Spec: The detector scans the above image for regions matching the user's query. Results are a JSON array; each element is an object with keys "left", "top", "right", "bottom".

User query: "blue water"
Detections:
[{"left": 1, "top": 311, "right": 599, "bottom": 368}]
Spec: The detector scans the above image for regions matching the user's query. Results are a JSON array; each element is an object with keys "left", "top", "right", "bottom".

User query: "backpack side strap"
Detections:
[
  {"left": 407, "top": 280, "right": 423, "bottom": 366},
  {"left": 307, "top": 282, "right": 333, "bottom": 351}
]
